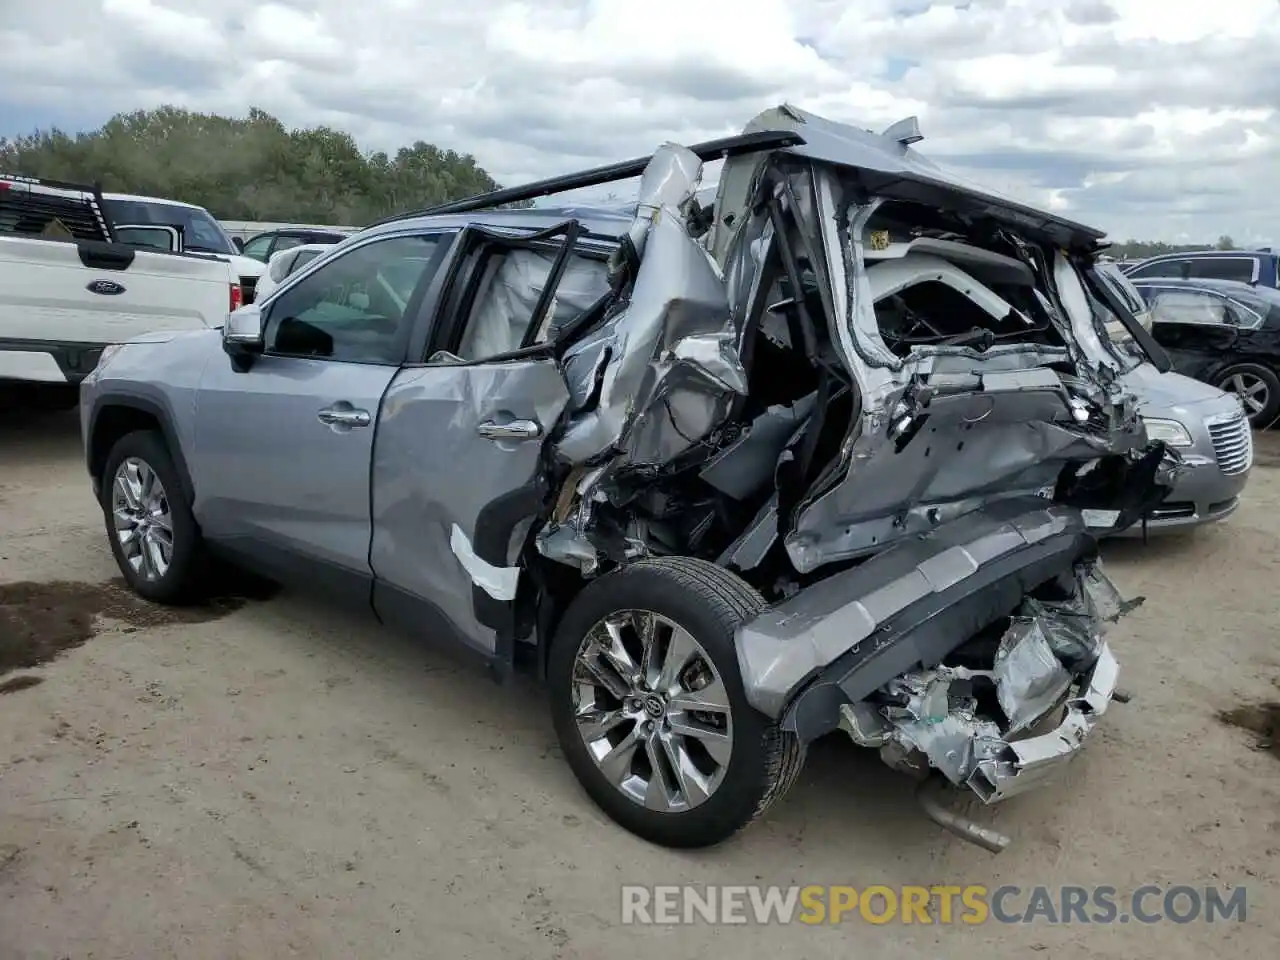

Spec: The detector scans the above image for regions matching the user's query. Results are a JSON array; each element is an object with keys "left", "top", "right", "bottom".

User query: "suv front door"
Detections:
[{"left": 192, "top": 229, "right": 457, "bottom": 601}]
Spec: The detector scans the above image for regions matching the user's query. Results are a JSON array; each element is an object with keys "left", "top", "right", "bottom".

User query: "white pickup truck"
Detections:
[{"left": 0, "top": 174, "right": 241, "bottom": 407}]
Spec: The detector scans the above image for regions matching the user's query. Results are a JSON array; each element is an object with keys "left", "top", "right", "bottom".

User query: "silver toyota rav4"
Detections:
[{"left": 81, "top": 106, "right": 1178, "bottom": 851}]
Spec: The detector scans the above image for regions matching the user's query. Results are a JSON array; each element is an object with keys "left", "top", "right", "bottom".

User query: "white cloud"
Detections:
[{"left": 0, "top": 0, "right": 1276, "bottom": 243}]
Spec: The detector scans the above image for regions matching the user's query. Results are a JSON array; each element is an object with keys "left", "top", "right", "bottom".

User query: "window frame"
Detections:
[
  {"left": 1143, "top": 285, "right": 1261, "bottom": 329},
  {"left": 1126, "top": 258, "right": 1189, "bottom": 280},
  {"left": 260, "top": 228, "right": 459, "bottom": 367},
  {"left": 419, "top": 220, "right": 609, "bottom": 366}
]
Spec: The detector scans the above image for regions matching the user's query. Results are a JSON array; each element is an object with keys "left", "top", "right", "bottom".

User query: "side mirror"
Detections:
[
  {"left": 223, "top": 304, "right": 264, "bottom": 371},
  {"left": 232, "top": 236, "right": 246, "bottom": 253}
]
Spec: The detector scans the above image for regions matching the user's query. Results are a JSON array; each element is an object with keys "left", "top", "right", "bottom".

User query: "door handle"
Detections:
[
  {"left": 476, "top": 419, "right": 541, "bottom": 441},
  {"left": 318, "top": 406, "right": 372, "bottom": 427}
]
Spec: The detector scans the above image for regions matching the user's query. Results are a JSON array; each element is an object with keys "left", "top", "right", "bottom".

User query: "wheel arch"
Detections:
[
  {"left": 1210, "top": 355, "right": 1280, "bottom": 379},
  {"left": 88, "top": 395, "right": 195, "bottom": 505}
]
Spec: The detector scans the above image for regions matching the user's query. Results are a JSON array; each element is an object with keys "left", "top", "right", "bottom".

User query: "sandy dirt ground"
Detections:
[{"left": 1, "top": 410, "right": 1278, "bottom": 960}]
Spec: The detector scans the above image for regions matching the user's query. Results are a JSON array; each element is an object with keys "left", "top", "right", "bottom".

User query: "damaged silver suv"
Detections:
[{"left": 81, "top": 106, "right": 1176, "bottom": 851}]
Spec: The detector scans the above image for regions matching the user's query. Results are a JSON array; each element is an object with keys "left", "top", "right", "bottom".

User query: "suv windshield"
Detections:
[{"left": 102, "top": 199, "right": 237, "bottom": 255}]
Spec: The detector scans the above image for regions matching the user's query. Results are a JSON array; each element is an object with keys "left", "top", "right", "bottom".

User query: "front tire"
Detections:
[
  {"left": 101, "top": 430, "right": 206, "bottom": 604},
  {"left": 548, "top": 557, "right": 804, "bottom": 848}
]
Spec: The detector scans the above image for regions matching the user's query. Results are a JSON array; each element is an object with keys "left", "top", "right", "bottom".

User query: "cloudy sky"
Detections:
[{"left": 1, "top": 0, "right": 1276, "bottom": 243}]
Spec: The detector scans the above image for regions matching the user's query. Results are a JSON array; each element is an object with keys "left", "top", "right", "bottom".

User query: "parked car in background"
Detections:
[
  {"left": 220, "top": 220, "right": 358, "bottom": 246},
  {"left": 1123, "top": 248, "right": 1280, "bottom": 289},
  {"left": 1090, "top": 266, "right": 1252, "bottom": 532},
  {"left": 101, "top": 193, "right": 266, "bottom": 303},
  {"left": 239, "top": 228, "right": 353, "bottom": 264},
  {"left": 1129, "top": 277, "right": 1280, "bottom": 427},
  {"left": 252, "top": 242, "right": 338, "bottom": 301}
]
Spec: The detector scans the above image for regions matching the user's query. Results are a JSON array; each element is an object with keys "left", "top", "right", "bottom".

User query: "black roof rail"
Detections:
[{"left": 367, "top": 129, "right": 805, "bottom": 227}]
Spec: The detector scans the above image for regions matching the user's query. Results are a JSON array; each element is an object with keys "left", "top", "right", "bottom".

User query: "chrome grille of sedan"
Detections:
[{"left": 1208, "top": 415, "right": 1252, "bottom": 476}]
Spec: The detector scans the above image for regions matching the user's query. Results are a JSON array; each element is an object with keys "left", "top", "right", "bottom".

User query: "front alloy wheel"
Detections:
[
  {"left": 100, "top": 429, "right": 207, "bottom": 604},
  {"left": 111, "top": 456, "right": 174, "bottom": 582},
  {"left": 572, "top": 609, "right": 733, "bottom": 813}
]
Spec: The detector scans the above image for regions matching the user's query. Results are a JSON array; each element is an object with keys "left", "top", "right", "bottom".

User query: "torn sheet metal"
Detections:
[
  {"left": 993, "top": 619, "right": 1072, "bottom": 734},
  {"left": 784, "top": 386, "right": 1127, "bottom": 573},
  {"left": 969, "top": 644, "right": 1119, "bottom": 803},
  {"left": 1019, "top": 560, "right": 1142, "bottom": 666},
  {"left": 449, "top": 523, "right": 521, "bottom": 601},
  {"left": 866, "top": 560, "right": 1131, "bottom": 802},
  {"left": 700, "top": 393, "right": 816, "bottom": 501},
  {"left": 555, "top": 143, "right": 747, "bottom": 467}
]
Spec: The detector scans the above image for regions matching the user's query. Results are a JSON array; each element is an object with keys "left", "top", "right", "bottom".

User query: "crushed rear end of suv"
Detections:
[{"left": 84, "top": 105, "right": 1178, "bottom": 851}]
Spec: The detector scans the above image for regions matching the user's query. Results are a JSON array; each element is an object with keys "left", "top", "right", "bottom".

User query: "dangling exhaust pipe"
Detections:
[{"left": 915, "top": 775, "right": 1011, "bottom": 853}]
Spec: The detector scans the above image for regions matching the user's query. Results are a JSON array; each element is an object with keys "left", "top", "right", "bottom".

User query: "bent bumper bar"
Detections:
[{"left": 734, "top": 498, "right": 1097, "bottom": 741}]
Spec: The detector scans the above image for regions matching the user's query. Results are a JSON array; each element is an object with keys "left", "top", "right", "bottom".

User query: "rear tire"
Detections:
[
  {"left": 101, "top": 430, "right": 208, "bottom": 604},
  {"left": 1215, "top": 362, "right": 1280, "bottom": 427},
  {"left": 548, "top": 557, "right": 804, "bottom": 848}
]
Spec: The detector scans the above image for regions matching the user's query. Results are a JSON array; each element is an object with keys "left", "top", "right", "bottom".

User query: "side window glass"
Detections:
[
  {"left": 273, "top": 235, "right": 305, "bottom": 254},
  {"left": 264, "top": 233, "right": 449, "bottom": 364},
  {"left": 1127, "top": 260, "right": 1183, "bottom": 280},
  {"left": 1150, "top": 291, "right": 1228, "bottom": 326},
  {"left": 455, "top": 248, "right": 610, "bottom": 361},
  {"left": 241, "top": 235, "right": 273, "bottom": 262},
  {"left": 1189, "top": 258, "right": 1254, "bottom": 283}
]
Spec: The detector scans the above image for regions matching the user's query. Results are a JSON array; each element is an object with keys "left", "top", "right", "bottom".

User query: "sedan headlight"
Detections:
[{"left": 1143, "top": 417, "right": 1193, "bottom": 447}]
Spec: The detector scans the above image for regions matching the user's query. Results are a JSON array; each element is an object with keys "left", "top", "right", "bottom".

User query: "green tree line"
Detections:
[
  {"left": 1104, "top": 235, "right": 1243, "bottom": 260},
  {"left": 0, "top": 106, "right": 521, "bottom": 226},
  {"left": 1, "top": 105, "right": 1255, "bottom": 253}
]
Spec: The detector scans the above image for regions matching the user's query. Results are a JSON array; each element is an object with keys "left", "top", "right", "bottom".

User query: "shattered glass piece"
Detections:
[{"left": 993, "top": 618, "right": 1072, "bottom": 734}]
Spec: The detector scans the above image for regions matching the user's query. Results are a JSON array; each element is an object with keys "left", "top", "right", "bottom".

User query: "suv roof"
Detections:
[{"left": 355, "top": 205, "right": 635, "bottom": 245}]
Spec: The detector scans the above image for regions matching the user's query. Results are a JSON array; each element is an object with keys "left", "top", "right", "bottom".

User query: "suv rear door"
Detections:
[
  {"left": 369, "top": 221, "right": 612, "bottom": 658},
  {"left": 1144, "top": 285, "right": 1242, "bottom": 372}
]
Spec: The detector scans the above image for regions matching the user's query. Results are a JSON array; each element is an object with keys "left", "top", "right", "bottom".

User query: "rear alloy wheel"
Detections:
[
  {"left": 574, "top": 609, "right": 734, "bottom": 813},
  {"left": 1216, "top": 363, "right": 1280, "bottom": 427},
  {"left": 549, "top": 557, "right": 804, "bottom": 848}
]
